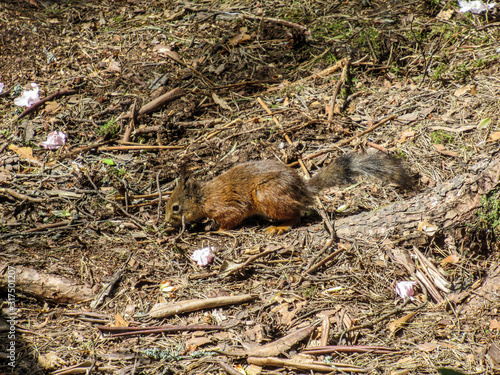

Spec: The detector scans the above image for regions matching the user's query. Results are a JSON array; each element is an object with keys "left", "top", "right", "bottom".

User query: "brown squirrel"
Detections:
[{"left": 164, "top": 152, "right": 412, "bottom": 234}]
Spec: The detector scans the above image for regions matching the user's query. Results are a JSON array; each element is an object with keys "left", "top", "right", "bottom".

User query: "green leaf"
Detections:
[
  {"left": 101, "top": 158, "right": 115, "bottom": 166},
  {"left": 437, "top": 368, "right": 468, "bottom": 375},
  {"left": 51, "top": 210, "right": 71, "bottom": 218},
  {"left": 477, "top": 118, "right": 491, "bottom": 130}
]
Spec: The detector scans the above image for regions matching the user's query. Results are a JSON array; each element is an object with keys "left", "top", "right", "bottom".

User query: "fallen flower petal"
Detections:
[
  {"left": 190, "top": 246, "right": 215, "bottom": 267},
  {"left": 14, "top": 82, "right": 40, "bottom": 107},
  {"left": 40, "top": 131, "right": 66, "bottom": 150},
  {"left": 458, "top": 0, "right": 496, "bottom": 13},
  {"left": 395, "top": 281, "right": 418, "bottom": 300}
]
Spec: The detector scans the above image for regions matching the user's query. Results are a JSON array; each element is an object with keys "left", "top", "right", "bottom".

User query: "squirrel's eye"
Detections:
[{"left": 172, "top": 204, "right": 180, "bottom": 212}]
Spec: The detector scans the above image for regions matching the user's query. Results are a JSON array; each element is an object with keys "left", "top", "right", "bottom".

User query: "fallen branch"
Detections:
[
  {"left": 0, "top": 187, "right": 45, "bottom": 203},
  {"left": 121, "top": 87, "right": 185, "bottom": 118},
  {"left": 97, "top": 324, "right": 225, "bottom": 337},
  {"left": 327, "top": 58, "right": 350, "bottom": 120},
  {"left": 247, "top": 356, "right": 368, "bottom": 373},
  {"left": 0, "top": 263, "right": 93, "bottom": 304},
  {"left": 148, "top": 294, "right": 256, "bottom": 318},
  {"left": 98, "top": 145, "right": 184, "bottom": 151},
  {"left": 302, "top": 345, "right": 399, "bottom": 355},
  {"left": 223, "top": 325, "right": 316, "bottom": 357}
]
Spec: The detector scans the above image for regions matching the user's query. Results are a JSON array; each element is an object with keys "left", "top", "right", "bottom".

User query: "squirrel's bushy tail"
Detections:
[{"left": 309, "top": 152, "right": 412, "bottom": 191}]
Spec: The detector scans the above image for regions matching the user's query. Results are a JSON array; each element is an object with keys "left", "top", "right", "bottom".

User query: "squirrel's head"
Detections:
[{"left": 165, "top": 166, "right": 205, "bottom": 228}]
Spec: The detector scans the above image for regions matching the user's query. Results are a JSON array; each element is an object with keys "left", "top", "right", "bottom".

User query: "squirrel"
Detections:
[{"left": 164, "top": 151, "right": 412, "bottom": 235}]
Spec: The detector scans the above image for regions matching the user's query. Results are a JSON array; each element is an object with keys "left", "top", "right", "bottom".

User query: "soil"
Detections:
[{"left": 1, "top": 0, "right": 500, "bottom": 374}]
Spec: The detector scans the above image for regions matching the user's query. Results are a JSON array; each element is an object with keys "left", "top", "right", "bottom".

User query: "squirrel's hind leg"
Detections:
[{"left": 265, "top": 215, "right": 300, "bottom": 235}]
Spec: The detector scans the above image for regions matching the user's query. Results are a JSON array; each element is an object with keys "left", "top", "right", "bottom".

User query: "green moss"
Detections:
[
  {"left": 98, "top": 118, "right": 119, "bottom": 137},
  {"left": 478, "top": 190, "right": 500, "bottom": 237},
  {"left": 431, "top": 130, "right": 454, "bottom": 144}
]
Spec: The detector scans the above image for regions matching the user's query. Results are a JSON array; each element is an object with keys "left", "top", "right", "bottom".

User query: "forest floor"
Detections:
[{"left": 1, "top": 0, "right": 500, "bottom": 374}]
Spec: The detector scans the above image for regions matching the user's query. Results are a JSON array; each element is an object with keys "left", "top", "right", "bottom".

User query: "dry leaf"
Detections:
[
  {"left": 487, "top": 342, "right": 500, "bottom": 366},
  {"left": 488, "top": 131, "right": 500, "bottom": 142},
  {"left": 154, "top": 44, "right": 180, "bottom": 60},
  {"left": 38, "top": 352, "right": 65, "bottom": 370},
  {"left": 417, "top": 342, "right": 439, "bottom": 352},
  {"left": 417, "top": 219, "right": 439, "bottom": 235},
  {"left": 107, "top": 59, "right": 121, "bottom": 73},
  {"left": 490, "top": 319, "right": 500, "bottom": 331},
  {"left": 454, "top": 84, "right": 474, "bottom": 97},
  {"left": 441, "top": 254, "right": 460, "bottom": 266},
  {"left": 185, "top": 336, "right": 211, "bottom": 352},
  {"left": 212, "top": 93, "right": 232, "bottom": 112},
  {"left": 246, "top": 364, "right": 263, "bottom": 375},
  {"left": 436, "top": 9, "right": 454, "bottom": 20},
  {"left": 398, "top": 112, "right": 419, "bottom": 122},
  {"left": 228, "top": 27, "right": 252, "bottom": 46},
  {"left": 388, "top": 311, "right": 417, "bottom": 334},
  {"left": 44, "top": 101, "right": 61, "bottom": 113},
  {"left": 113, "top": 313, "right": 129, "bottom": 327},
  {"left": 433, "top": 144, "right": 458, "bottom": 157},
  {"left": 398, "top": 129, "right": 415, "bottom": 143},
  {"left": 8, "top": 144, "right": 38, "bottom": 162},
  {"left": 244, "top": 324, "right": 264, "bottom": 343}
]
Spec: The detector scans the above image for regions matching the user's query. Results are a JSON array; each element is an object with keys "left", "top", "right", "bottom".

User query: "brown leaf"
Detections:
[
  {"left": 185, "top": 336, "right": 211, "bottom": 352},
  {"left": 454, "top": 84, "right": 475, "bottom": 97},
  {"left": 388, "top": 311, "right": 417, "bottom": 334},
  {"left": 113, "top": 313, "right": 129, "bottom": 327},
  {"left": 44, "top": 101, "right": 61, "bottom": 113},
  {"left": 228, "top": 27, "right": 252, "bottom": 46},
  {"left": 433, "top": 144, "right": 458, "bottom": 157},
  {"left": 436, "top": 9, "right": 454, "bottom": 21},
  {"left": 490, "top": 319, "right": 500, "bottom": 331},
  {"left": 441, "top": 254, "right": 460, "bottom": 266},
  {"left": 417, "top": 342, "right": 439, "bottom": 352},
  {"left": 212, "top": 93, "right": 232, "bottom": 112},
  {"left": 153, "top": 44, "right": 180, "bottom": 60},
  {"left": 398, "top": 129, "right": 415, "bottom": 143},
  {"left": 8, "top": 144, "right": 38, "bottom": 162},
  {"left": 107, "top": 59, "right": 121, "bottom": 73},
  {"left": 397, "top": 112, "right": 419, "bottom": 122},
  {"left": 487, "top": 342, "right": 500, "bottom": 366},
  {"left": 488, "top": 131, "right": 500, "bottom": 142}
]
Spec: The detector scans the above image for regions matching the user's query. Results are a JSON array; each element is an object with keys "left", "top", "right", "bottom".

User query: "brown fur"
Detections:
[{"left": 165, "top": 152, "right": 412, "bottom": 233}]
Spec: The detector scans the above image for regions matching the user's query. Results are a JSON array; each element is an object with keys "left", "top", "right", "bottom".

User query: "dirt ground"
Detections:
[{"left": 1, "top": 0, "right": 500, "bottom": 374}]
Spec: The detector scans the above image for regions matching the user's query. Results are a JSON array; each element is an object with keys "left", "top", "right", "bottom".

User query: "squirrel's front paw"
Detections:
[{"left": 265, "top": 225, "right": 292, "bottom": 235}]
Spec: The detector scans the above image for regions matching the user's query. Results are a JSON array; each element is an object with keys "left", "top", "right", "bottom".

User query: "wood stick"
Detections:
[
  {"left": 148, "top": 294, "right": 256, "bottom": 318},
  {"left": 327, "top": 58, "right": 350, "bottom": 121},
  {"left": 247, "top": 356, "right": 367, "bottom": 373},
  {"left": 98, "top": 145, "right": 184, "bottom": 151},
  {"left": 130, "top": 87, "right": 185, "bottom": 117}
]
